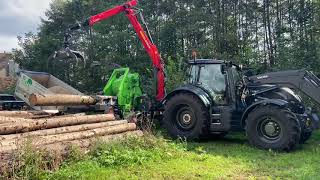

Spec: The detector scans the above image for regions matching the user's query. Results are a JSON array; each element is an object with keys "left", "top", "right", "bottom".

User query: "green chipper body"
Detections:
[{"left": 103, "top": 68, "right": 143, "bottom": 113}]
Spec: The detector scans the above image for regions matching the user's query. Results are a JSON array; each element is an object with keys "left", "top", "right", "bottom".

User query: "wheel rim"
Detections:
[
  {"left": 174, "top": 105, "right": 196, "bottom": 131},
  {"left": 257, "top": 117, "right": 282, "bottom": 141}
]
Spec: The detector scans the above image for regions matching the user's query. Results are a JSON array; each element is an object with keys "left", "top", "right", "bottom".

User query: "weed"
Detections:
[
  {"left": 4, "top": 132, "right": 320, "bottom": 179},
  {"left": 1, "top": 140, "right": 87, "bottom": 179},
  {"left": 49, "top": 131, "right": 320, "bottom": 179},
  {"left": 89, "top": 135, "right": 185, "bottom": 167},
  {"left": 64, "top": 145, "right": 88, "bottom": 164},
  {"left": 5, "top": 143, "right": 49, "bottom": 180}
]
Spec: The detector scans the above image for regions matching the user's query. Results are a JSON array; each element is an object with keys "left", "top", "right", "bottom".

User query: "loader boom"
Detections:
[
  {"left": 72, "top": 0, "right": 165, "bottom": 102},
  {"left": 249, "top": 70, "right": 320, "bottom": 105}
]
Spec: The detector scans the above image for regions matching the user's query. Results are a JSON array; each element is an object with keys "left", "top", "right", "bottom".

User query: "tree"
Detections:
[{"left": 12, "top": 0, "right": 320, "bottom": 94}]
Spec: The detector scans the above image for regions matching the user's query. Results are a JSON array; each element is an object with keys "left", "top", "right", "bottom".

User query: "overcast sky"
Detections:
[{"left": 0, "top": 0, "right": 52, "bottom": 52}]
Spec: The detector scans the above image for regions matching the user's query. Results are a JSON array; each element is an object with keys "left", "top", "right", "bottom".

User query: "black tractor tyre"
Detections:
[
  {"left": 246, "top": 105, "right": 301, "bottom": 151},
  {"left": 300, "top": 131, "right": 312, "bottom": 144},
  {"left": 163, "top": 93, "right": 210, "bottom": 140}
]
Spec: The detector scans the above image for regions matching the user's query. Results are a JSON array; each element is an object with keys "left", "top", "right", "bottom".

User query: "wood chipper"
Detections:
[{"left": 103, "top": 68, "right": 143, "bottom": 114}]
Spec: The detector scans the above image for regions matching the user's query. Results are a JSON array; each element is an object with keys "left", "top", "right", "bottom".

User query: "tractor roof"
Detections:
[{"left": 188, "top": 59, "right": 224, "bottom": 65}]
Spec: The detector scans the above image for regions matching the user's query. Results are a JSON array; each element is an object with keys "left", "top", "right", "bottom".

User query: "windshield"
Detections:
[
  {"left": 189, "top": 64, "right": 226, "bottom": 99},
  {"left": 199, "top": 64, "right": 226, "bottom": 93}
]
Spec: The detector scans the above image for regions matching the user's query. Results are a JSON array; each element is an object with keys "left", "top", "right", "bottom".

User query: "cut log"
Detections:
[
  {"left": 0, "top": 111, "right": 45, "bottom": 119},
  {"left": 29, "top": 94, "right": 97, "bottom": 106},
  {"left": 0, "top": 120, "right": 128, "bottom": 141},
  {"left": 0, "top": 111, "right": 31, "bottom": 117},
  {"left": 0, "top": 111, "right": 50, "bottom": 116},
  {"left": 0, "top": 123, "right": 136, "bottom": 152},
  {"left": 0, "top": 113, "right": 93, "bottom": 128},
  {"left": 41, "top": 130, "right": 143, "bottom": 153},
  {"left": 0, "top": 114, "right": 115, "bottom": 135},
  {"left": 0, "top": 117, "right": 24, "bottom": 124},
  {"left": 0, "top": 117, "right": 33, "bottom": 124},
  {"left": 0, "top": 131, "right": 143, "bottom": 173}
]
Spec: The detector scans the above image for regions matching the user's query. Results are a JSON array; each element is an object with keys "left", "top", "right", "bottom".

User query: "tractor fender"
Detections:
[
  {"left": 163, "top": 84, "right": 213, "bottom": 109},
  {"left": 241, "top": 99, "right": 289, "bottom": 128}
]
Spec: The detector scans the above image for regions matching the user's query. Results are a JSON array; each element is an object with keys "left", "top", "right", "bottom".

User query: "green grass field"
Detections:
[{"left": 39, "top": 130, "right": 320, "bottom": 180}]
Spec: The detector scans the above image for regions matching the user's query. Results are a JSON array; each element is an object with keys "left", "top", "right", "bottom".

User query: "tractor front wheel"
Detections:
[
  {"left": 163, "top": 93, "right": 209, "bottom": 140},
  {"left": 246, "top": 105, "right": 301, "bottom": 151}
]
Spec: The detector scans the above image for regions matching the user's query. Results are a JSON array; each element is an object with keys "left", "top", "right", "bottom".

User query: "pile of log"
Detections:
[{"left": 0, "top": 111, "right": 143, "bottom": 153}]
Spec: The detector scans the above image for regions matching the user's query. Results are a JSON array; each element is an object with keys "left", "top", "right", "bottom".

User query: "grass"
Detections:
[
  {"left": 3, "top": 131, "right": 320, "bottom": 179},
  {"left": 48, "top": 131, "right": 320, "bottom": 180}
]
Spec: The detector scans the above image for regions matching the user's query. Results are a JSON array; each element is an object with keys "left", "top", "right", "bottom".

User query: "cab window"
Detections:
[
  {"left": 199, "top": 64, "right": 226, "bottom": 94},
  {"left": 188, "top": 64, "right": 226, "bottom": 104}
]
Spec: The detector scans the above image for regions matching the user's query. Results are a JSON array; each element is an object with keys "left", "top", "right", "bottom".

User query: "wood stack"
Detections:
[{"left": 0, "top": 111, "right": 143, "bottom": 153}]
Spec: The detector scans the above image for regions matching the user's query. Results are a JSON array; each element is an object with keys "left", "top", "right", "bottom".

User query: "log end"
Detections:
[{"left": 29, "top": 94, "right": 38, "bottom": 106}]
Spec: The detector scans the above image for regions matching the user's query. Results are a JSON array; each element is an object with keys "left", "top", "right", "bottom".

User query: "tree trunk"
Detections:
[
  {"left": 29, "top": 94, "right": 97, "bottom": 106},
  {"left": 0, "top": 120, "right": 128, "bottom": 141},
  {"left": 0, "top": 114, "right": 115, "bottom": 135},
  {"left": 0, "top": 123, "right": 136, "bottom": 152},
  {"left": 266, "top": 0, "right": 274, "bottom": 66}
]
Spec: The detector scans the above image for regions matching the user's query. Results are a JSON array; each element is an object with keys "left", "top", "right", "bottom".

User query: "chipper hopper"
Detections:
[
  {"left": 14, "top": 70, "right": 120, "bottom": 114},
  {"left": 14, "top": 70, "right": 83, "bottom": 112}
]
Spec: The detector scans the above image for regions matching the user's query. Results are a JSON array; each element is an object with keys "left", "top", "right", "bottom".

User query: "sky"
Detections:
[{"left": 0, "top": 0, "right": 52, "bottom": 52}]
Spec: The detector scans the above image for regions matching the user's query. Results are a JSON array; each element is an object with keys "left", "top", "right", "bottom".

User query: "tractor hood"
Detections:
[
  {"left": 246, "top": 70, "right": 320, "bottom": 106},
  {"left": 246, "top": 82, "right": 304, "bottom": 113},
  {"left": 247, "top": 84, "right": 303, "bottom": 103}
]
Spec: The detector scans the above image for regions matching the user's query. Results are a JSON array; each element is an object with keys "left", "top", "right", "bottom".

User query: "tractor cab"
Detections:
[{"left": 187, "top": 59, "right": 242, "bottom": 105}]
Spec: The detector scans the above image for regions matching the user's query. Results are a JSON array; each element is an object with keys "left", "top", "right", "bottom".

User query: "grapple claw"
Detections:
[{"left": 48, "top": 47, "right": 85, "bottom": 68}]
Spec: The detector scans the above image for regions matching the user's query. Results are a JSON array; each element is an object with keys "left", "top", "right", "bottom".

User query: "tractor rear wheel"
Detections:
[
  {"left": 246, "top": 105, "right": 301, "bottom": 151},
  {"left": 163, "top": 93, "right": 209, "bottom": 140}
]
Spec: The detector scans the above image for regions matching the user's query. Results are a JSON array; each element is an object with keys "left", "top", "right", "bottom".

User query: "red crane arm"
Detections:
[{"left": 87, "top": 0, "right": 165, "bottom": 102}]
